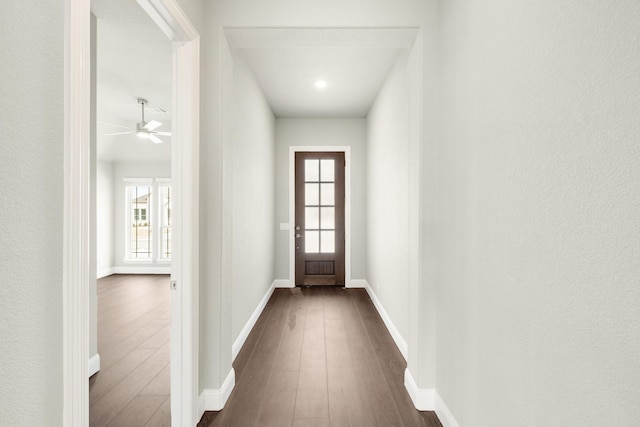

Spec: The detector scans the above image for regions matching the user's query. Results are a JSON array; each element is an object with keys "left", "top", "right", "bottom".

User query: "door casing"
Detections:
[
  {"left": 289, "top": 146, "right": 352, "bottom": 287},
  {"left": 63, "top": 0, "right": 200, "bottom": 425},
  {"left": 295, "top": 151, "right": 346, "bottom": 286}
]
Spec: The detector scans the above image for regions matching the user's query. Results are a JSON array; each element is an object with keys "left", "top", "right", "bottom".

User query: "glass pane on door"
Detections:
[
  {"left": 320, "top": 231, "right": 335, "bottom": 253},
  {"left": 320, "top": 183, "right": 334, "bottom": 205},
  {"left": 305, "top": 183, "right": 319, "bottom": 205},
  {"left": 320, "top": 159, "right": 334, "bottom": 182},
  {"left": 320, "top": 207, "right": 335, "bottom": 229},
  {"left": 305, "top": 207, "right": 320, "bottom": 229},
  {"left": 305, "top": 231, "right": 320, "bottom": 253},
  {"left": 305, "top": 159, "right": 319, "bottom": 181}
]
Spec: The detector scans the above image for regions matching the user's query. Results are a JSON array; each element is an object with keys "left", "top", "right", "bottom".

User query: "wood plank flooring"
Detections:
[
  {"left": 90, "top": 274, "right": 171, "bottom": 427},
  {"left": 199, "top": 287, "right": 442, "bottom": 427}
]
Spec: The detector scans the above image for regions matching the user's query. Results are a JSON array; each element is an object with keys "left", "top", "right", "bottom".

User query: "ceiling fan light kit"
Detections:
[{"left": 102, "top": 98, "right": 171, "bottom": 142}]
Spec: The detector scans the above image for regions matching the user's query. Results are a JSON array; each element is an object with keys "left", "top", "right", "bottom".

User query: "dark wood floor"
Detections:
[
  {"left": 90, "top": 274, "right": 171, "bottom": 427},
  {"left": 199, "top": 287, "right": 442, "bottom": 427}
]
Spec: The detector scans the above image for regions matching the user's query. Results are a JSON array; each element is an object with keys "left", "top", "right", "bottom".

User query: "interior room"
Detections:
[{"left": 87, "top": 1, "right": 174, "bottom": 425}]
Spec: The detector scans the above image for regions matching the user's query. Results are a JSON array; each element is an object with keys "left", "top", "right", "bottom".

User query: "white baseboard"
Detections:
[
  {"left": 435, "top": 391, "right": 461, "bottom": 427},
  {"left": 273, "top": 279, "right": 293, "bottom": 288},
  {"left": 275, "top": 279, "right": 366, "bottom": 288},
  {"left": 198, "top": 368, "right": 235, "bottom": 417},
  {"left": 232, "top": 281, "right": 276, "bottom": 361},
  {"left": 97, "top": 268, "right": 115, "bottom": 279},
  {"left": 347, "top": 279, "right": 367, "bottom": 288},
  {"left": 363, "top": 280, "right": 408, "bottom": 360},
  {"left": 88, "top": 353, "right": 100, "bottom": 377},
  {"left": 112, "top": 266, "right": 171, "bottom": 275},
  {"left": 404, "top": 369, "right": 435, "bottom": 410}
]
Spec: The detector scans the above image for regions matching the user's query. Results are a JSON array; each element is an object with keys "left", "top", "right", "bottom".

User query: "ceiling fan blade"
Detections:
[
  {"left": 143, "top": 120, "right": 162, "bottom": 131},
  {"left": 155, "top": 132, "right": 172, "bottom": 136},
  {"left": 104, "top": 131, "right": 133, "bottom": 136},
  {"left": 97, "top": 120, "right": 129, "bottom": 129},
  {"left": 148, "top": 134, "right": 163, "bottom": 144}
]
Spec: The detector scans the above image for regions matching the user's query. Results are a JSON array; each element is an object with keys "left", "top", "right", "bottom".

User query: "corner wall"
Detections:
[{"left": 435, "top": 1, "right": 640, "bottom": 425}]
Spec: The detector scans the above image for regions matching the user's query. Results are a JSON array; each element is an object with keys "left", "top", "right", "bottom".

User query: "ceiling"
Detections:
[
  {"left": 237, "top": 46, "right": 402, "bottom": 117},
  {"left": 91, "top": 1, "right": 417, "bottom": 161},
  {"left": 92, "top": 0, "right": 172, "bottom": 162},
  {"left": 227, "top": 28, "right": 418, "bottom": 118}
]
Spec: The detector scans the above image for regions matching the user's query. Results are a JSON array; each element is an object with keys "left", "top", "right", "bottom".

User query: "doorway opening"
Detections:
[{"left": 64, "top": 0, "right": 199, "bottom": 425}]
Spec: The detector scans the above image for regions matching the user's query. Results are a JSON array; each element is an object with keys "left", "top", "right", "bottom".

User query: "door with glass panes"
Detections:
[{"left": 295, "top": 152, "right": 345, "bottom": 286}]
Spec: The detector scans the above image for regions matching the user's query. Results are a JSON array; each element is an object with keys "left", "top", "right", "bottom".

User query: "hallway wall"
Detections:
[
  {"left": 228, "top": 51, "right": 276, "bottom": 343},
  {"left": 367, "top": 51, "right": 411, "bottom": 347},
  {"left": 274, "top": 118, "right": 367, "bottom": 282},
  {"left": 435, "top": 1, "right": 640, "bottom": 425}
]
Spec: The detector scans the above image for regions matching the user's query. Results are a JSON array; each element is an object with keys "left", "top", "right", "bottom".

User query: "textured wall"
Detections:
[
  {"left": 436, "top": 1, "right": 640, "bottom": 425},
  {"left": 0, "top": 1, "right": 64, "bottom": 424}
]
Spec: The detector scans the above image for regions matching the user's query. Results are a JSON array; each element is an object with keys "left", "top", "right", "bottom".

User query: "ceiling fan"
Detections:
[{"left": 104, "top": 98, "right": 171, "bottom": 144}]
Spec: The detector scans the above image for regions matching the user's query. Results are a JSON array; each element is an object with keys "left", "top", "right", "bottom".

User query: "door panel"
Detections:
[{"left": 295, "top": 152, "right": 345, "bottom": 286}]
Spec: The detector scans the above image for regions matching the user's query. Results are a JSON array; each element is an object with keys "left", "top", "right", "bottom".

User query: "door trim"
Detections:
[
  {"left": 289, "top": 146, "right": 352, "bottom": 287},
  {"left": 63, "top": 0, "right": 200, "bottom": 425}
]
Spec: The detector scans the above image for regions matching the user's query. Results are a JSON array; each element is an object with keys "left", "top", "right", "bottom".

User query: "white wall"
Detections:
[
  {"left": 366, "top": 51, "right": 411, "bottom": 347},
  {"left": 0, "top": 1, "right": 64, "bottom": 424},
  {"left": 275, "top": 118, "right": 367, "bottom": 281},
  {"left": 112, "top": 160, "right": 171, "bottom": 271},
  {"left": 97, "top": 161, "right": 115, "bottom": 276},
  {"left": 229, "top": 52, "right": 276, "bottom": 342},
  {"left": 435, "top": 1, "right": 640, "bottom": 426}
]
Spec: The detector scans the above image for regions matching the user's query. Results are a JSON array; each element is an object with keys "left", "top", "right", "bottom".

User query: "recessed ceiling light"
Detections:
[{"left": 314, "top": 80, "right": 328, "bottom": 89}]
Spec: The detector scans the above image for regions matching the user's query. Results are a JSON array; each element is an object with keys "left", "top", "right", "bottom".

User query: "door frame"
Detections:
[
  {"left": 289, "top": 146, "right": 352, "bottom": 287},
  {"left": 63, "top": 0, "right": 200, "bottom": 425}
]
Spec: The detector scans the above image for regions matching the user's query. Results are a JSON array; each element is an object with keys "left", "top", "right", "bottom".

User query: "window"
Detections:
[
  {"left": 125, "top": 179, "right": 171, "bottom": 262},
  {"left": 133, "top": 208, "right": 147, "bottom": 222},
  {"left": 158, "top": 183, "right": 172, "bottom": 260},
  {"left": 127, "top": 184, "right": 152, "bottom": 259}
]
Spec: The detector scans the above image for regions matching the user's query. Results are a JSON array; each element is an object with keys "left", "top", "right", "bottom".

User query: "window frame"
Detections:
[
  {"left": 124, "top": 178, "right": 172, "bottom": 263},
  {"left": 157, "top": 179, "right": 172, "bottom": 262}
]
